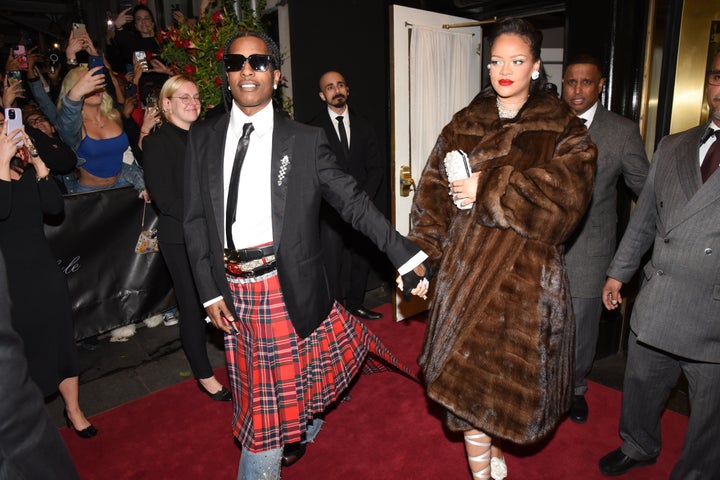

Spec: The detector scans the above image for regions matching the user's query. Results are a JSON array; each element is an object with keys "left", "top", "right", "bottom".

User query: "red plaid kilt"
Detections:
[{"left": 225, "top": 272, "right": 411, "bottom": 453}]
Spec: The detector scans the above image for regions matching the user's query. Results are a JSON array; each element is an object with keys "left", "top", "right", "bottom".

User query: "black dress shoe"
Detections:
[
  {"left": 197, "top": 381, "right": 232, "bottom": 402},
  {"left": 63, "top": 409, "right": 98, "bottom": 439},
  {"left": 281, "top": 442, "right": 306, "bottom": 467},
  {"left": 568, "top": 394, "right": 588, "bottom": 423},
  {"left": 349, "top": 307, "right": 383, "bottom": 320},
  {"left": 599, "top": 448, "right": 656, "bottom": 476}
]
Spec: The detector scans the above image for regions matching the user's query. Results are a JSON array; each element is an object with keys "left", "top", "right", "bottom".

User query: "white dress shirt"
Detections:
[{"left": 328, "top": 106, "right": 351, "bottom": 148}]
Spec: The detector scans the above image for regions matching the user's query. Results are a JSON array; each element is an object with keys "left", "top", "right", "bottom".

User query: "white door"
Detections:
[{"left": 390, "top": 5, "right": 483, "bottom": 321}]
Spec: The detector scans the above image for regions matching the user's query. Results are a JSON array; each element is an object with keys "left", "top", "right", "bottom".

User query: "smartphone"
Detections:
[
  {"left": 171, "top": 3, "right": 181, "bottom": 12},
  {"left": 4, "top": 108, "right": 24, "bottom": 146},
  {"left": 72, "top": 23, "right": 87, "bottom": 38},
  {"left": 119, "top": 1, "right": 134, "bottom": 11},
  {"left": 145, "top": 94, "right": 158, "bottom": 110},
  {"left": 133, "top": 51, "right": 149, "bottom": 72},
  {"left": 89, "top": 55, "right": 104, "bottom": 76},
  {"left": 6, "top": 70, "right": 22, "bottom": 87},
  {"left": 12, "top": 45, "right": 28, "bottom": 70},
  {"left": 125, "top": 82, "right": 137, "bottom": 98}
]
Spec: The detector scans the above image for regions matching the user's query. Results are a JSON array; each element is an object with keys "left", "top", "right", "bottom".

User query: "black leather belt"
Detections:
[
  {"left": 224, "top": 245, "right": 275, "bottom": 262},
  {"left": 226, "top": 260, "right": 277, "bottom": 278}
]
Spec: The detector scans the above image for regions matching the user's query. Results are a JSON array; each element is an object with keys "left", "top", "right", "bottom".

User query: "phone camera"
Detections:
[{"left": 8, "top": 110, "right": 16, "bottom": 120}]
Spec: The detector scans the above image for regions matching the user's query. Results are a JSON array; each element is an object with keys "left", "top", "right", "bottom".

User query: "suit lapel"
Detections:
[
  {"left": 207, "top": 114, "right": 231, "bottom": 244},
  {"left": 666, "top": 127, "right": 720, "bottom": 231},
  {"left": 271, "top": 112, "right": 295, "bottom": 251}
]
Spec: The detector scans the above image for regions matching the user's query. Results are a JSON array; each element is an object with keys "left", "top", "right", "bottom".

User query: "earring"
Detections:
[
  {"left": 486, "top": 64, "right": 491, "bottom": 70},
  {"left": 531, "top": 70, "right": 540, "bottom": 80},
  {"left": 273, "top": 84, "right": 277, "bottom": 90}
]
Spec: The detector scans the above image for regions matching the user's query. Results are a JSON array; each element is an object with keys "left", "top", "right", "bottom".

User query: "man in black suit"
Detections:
[
  {"left": 0, "top": 253, "right": 79, "bottom": 479},
  {"left": 183, "top": 31, "right": 426, "bottom": 480},
  {"left": 309, "top": 71, "right": 384, "bottom": 320}
]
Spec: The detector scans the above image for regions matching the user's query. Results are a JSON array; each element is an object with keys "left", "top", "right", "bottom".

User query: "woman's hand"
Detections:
[
  {"left": 172, "top": 10, "right": 187, "bottom": 25},
  {"left": 139, "top": 189, "right": 151, "bottom": 203},
  {"left": 148, "top": 58, "right": 172, "bottom": 75},
  {"left": 67, "top": 67, "right": 106, "bottom": 101},
  {"left": 0, "top": 123, "right": 23, "bottom": 180},
  {"left": 65, "top": 31, "right": 85, "bottom": 60},
  {"left": 450, "top": 171, "right": 481, "bottom": 207},
  {"left": 2, "top": 77, "right": 25, "bottom": 107},
  {"left": 114, "top": 8, "right": 133, "bottom": 30},
  {"left": 141, "top": 106, "right": 161, "bottom": 133},
  {"left": 23, "top": 135, "right": 50, "bottom": 178}
]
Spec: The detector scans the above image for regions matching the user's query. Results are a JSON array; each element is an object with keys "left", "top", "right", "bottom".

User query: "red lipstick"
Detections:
[{"left": 498, "top": 79, "right": 513, "bottom": 86}]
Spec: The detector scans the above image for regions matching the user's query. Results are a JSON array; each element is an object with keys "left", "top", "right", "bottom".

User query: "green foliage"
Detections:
[{"left": 157, "top": 0, "right": 269, "bottom": 115}]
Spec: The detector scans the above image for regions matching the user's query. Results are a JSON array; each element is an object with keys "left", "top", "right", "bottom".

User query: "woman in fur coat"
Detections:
[{"left": 407, "top": 18, "right": 597, "bottom": 479}]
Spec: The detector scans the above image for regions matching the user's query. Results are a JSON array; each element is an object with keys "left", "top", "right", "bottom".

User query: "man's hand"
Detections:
[
  {"left": 205, "top": 299, "right": 237, "bottom": 334},
  {"left": 602, "top": 277, "right": 623, "bottom": 310}
]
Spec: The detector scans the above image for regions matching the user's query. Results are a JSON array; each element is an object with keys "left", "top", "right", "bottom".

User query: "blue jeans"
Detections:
[
  {"left": 236, "top": 418, "right": 324, "bottom": 480},
  {"left": 63, "top": 163, "right": 145, "bottom": 194}
]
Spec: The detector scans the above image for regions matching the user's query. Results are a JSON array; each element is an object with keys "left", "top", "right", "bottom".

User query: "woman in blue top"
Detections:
[{"left": 56, "top": 65, "right": 148, "bottom": 200}]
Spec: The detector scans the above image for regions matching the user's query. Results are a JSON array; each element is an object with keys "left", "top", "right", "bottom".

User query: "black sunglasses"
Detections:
[{"left": 223, "top": 54, "right": 273, "bottom": 73}]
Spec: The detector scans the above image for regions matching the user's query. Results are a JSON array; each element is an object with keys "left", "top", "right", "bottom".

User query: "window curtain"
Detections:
[{"left": 409, "top": 26, "right": 479, "bottom": 177}]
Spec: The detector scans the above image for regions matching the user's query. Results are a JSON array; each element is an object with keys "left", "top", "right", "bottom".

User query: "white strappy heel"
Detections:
[{"left": 465, "top": 433, "right": 492, "bottom": 479}]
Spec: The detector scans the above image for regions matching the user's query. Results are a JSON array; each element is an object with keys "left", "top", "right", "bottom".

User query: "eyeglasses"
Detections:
[
  {"left": 708, "top": 70, "right": 720, "bottom": 86},
  {"left": 26, "top": 116, "right": 49, "bottom": 126},
  {"left": 223, "top": 54, "right": 273, "bottom": 73},
  {"left": 171, "top": 95, "right": 201, "bottom": 105}
]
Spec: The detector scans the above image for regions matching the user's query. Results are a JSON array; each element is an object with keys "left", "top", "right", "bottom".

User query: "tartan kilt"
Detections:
[{"left": 225, "top": 271, "right": 410, "bottom": 453}]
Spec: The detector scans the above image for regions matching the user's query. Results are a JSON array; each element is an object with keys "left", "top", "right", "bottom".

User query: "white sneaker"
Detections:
[
  {"left": 110, "top": 324, "right": 136, "bottom": 342},
  {"left": 162, "top": 312, "right": 179, "bottom": 326},
  {"left": 143, "top": 314, "right": 164, "bottom": 328},
  {"left": 490, "top": 457, "right": 507, "bottom": 480}
]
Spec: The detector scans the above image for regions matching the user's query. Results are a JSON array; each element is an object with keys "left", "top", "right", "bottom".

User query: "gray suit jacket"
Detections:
[
  {"left": 565, "top": 105, "right": 649, "bottom": 297},
  {"left": 607, "top": 123, "right": 720, "bottom": 362},
  {"left": 184, "top": 108, "right": 420, "bottom": 338}
]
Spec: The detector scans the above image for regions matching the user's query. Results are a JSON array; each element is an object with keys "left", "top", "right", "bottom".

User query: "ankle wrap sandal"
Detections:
[{"left": 465, "top": 433, "right": 491, "bottom": 479}]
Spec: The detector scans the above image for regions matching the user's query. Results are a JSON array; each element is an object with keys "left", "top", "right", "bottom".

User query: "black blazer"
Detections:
[
  {"left": 0, "top": 256, "right": 79, "bottom": 479},
  {"left": 143, "top": 122, "right": 188, "bottom": 244},
  {"left": 184, "top": 108, "right": 419, "bottom": 337},
  {"left": 308, "top": 107, "right": 383, "bottom": 199}
]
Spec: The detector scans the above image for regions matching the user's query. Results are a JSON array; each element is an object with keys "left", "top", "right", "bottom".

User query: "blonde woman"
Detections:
[
  {"left": 142, "top": 76, "right": 231, "bottom": 401},
  {"left": 56, "top": 65, "right": 148, "bottom": 199}
]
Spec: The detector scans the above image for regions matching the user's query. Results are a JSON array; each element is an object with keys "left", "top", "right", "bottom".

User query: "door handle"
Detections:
[{"left": 399, "top": 165, "right": 416, "bottom": 197}]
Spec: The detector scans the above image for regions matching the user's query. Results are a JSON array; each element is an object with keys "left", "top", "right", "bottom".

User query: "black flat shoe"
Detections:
[
  {"left": 281, "top": 442, "right": 306, "bottom": 467},
  {"left": 63, "top": 409, "right": 97, "bottom": 439},
  {"left": 599, "top": 448, "right": 656, "bottom": 476},
  {"left": 197, "top": 381, "right": 232, "bottom": 402}
]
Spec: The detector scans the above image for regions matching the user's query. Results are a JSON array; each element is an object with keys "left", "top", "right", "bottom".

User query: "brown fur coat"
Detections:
[{"left": 409, "top": 91, "right": 597, "bottom": 444}]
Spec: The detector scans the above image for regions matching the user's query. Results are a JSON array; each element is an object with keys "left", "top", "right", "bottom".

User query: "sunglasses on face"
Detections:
[{"left": 223, "top": 54, "right": 273, "bottom": 73}]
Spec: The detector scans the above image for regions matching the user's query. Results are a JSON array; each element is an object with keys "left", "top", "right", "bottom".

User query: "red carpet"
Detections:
[{"left": 61, "top": 304, "right": 688, "bottom": 479}]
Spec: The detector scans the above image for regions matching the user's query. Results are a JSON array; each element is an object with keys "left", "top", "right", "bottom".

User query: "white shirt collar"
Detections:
[
  {"left": 230, "top": 101, "right": 274, "bottom": 139},
  {"left": 578, "top": 101, "right": 599, "bottom": 128},
  {"left": 328, "top": 105, "right": 348, "bottom": 120}
]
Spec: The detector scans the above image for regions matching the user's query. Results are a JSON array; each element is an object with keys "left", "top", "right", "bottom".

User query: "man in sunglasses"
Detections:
[
  {"left": 309, "top": 71, "right": 385, "bottom": 321},
  {"left": 183, "top": 31, "right": 428, "bottom": 480},
  {"left": 598, "top": 49, "right": 720, "bottom": 478}
]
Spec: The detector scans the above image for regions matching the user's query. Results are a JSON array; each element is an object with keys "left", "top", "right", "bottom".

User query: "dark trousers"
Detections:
[
  {"left": 572, "top": 296, "right": 602, "bottom": 395},
  {"left": 160, "top": 242, "right": 214, "bottom": 379},
  {"left": 620, "top": 331, "right": 720, "bottom": 480}
]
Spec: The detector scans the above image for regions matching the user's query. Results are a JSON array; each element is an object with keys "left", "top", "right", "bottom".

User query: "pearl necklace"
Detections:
[{"left": 496, "top": 96, "right": 528, "bottom": 119}]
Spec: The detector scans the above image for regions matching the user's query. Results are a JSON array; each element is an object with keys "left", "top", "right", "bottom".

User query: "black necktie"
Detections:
[
  {"left": 336, "top": 115, "right": 350, "bottom": 155},
  {"left": 701, "top": 131, "right": 720, "bottom": 183},
  {"left": 226, "top": 122, "right": 254, "bottom": 250}
]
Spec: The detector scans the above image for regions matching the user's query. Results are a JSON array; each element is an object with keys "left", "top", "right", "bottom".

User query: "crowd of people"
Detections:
[{"left": 1, "top": 5, "right": 718, "bottom": 480}]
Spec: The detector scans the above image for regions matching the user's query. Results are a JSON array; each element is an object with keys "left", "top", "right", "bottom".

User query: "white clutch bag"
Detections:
[{"left": 444, "top": 150, "right": 473, "bottom": 210}]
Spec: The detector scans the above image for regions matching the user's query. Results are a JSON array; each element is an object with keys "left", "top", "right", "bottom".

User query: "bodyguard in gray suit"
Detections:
[
  {"left": 598, "top": 50, "right": 720, "bottom": 479},
  {"left": 562, "top": 54, "right": 649, "bottom": 423}
]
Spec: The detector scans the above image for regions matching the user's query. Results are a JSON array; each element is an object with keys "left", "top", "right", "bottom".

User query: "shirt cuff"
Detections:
[
  {"left": 202, "top": 296, "right": 223, "bottom": 308},
  {"left": 398, "top": 251, "right": 428, "bottom": 275}
]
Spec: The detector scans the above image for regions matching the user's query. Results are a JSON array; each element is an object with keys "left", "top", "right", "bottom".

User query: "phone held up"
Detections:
[
  {"left": 6, "top": 70, "right": 22, "bottom": 87},
  {"left": 72, "top": 22, "right": 87, "bottom": 39},
  {"left": 133, "top": 51, "right": 149, "bottom": 72},
  {"left": 88, "top": 55, "right": 104, "bottom": 76},
  {"left": 12, "top": 45, "right": 28, "bottom": 70},
  {"left": 4, "top": 108, "right": 25, "bottom": 147}
]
